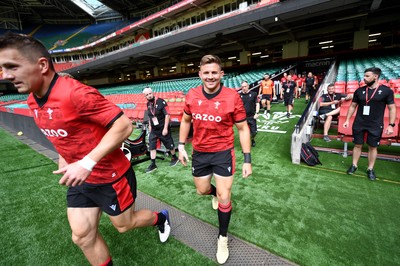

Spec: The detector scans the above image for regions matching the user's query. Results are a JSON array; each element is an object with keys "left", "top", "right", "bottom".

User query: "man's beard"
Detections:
[{"left": 365, "top": 80, "right": 375, "bottom": 87}]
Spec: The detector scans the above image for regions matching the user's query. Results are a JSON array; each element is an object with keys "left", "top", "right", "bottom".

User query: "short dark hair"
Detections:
[
  {"left": 328, "top": 83, "right": 335, "bottom": 88},
  {"left": 0, "top": 32, "right": 54, "bottom": 71},
  {"left": 364, "top": 67, "right": 381, "bottom": 77}
]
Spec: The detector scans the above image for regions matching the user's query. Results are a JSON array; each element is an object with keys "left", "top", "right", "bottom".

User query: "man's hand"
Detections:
[
  {"left": 178, "top": 145, "right": 189, "bottom": 166},
  {"left": 242, "top": 163, "right": 252, "bottom": 178},
  {"left": 385, "top": 125, "right": 394, "bottom": 135},
  {"left": 53, "top": 162, "right": 91, "bottom": 187},
  {"left": 162, "top": 128, "right": 168, "bottom": 136},
  {"left": 343, "top": 121, "right": 349, "bottom": 128}
]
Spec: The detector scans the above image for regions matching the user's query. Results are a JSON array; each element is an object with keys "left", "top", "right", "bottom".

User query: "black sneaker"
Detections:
[
  {"left": 319, "top": 114, "right": 326, "bottom": 121},
  {"left": 251, "top": 140, "right": 256, "bottom": 147},
  {"left": 170, "top": 157, "right": 179, "bottom": 167},
  {"left": 145, "top": 164, "right": 157, "bottom": 173},
  {"left": 286, "top": 112, "right": 290, "bottom": 118},
  {"left": 367, "top": 169, "right": 376, "bottom": 181},
  {"left": 346, "top": 164, "right": 357, "bottom": 175}
]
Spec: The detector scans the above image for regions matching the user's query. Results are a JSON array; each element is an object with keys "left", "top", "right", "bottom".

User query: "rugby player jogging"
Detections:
[{"left": 178, "top": 54, "right": 252, "bottom": 264}]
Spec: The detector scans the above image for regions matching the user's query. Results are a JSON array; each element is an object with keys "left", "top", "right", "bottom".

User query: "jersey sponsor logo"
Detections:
[
  {"left": 192, "top": 113, "right": 222, "bottom": 122},
  {"left": 40, "top": 128, "right": 68, "bottom": 138}
]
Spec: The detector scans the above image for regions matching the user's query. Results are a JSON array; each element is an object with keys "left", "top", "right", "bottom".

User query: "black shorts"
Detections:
[
  {"left": 67, "top": 168, "right": 137, "bottom": 216},
  {"left": 352, "top": 126, "right": 383, "bottom": 147},
  {"left": 192, "top": 148, "right": 235, "bottom": 177},
  {"left": 306, "top": 86, "right": 315, "bottom": 94},
  {"left": 262, "top": 94, "right": 272, "bottom": 101},
  {"left": 149, "top": 128, "right": 175, "bottom": 150},
  {"left": 246, "top": 117, "right": 257, "bottom": 136},
  {"left": 284, "top": 95, "right": 294, "bottom": 106}
]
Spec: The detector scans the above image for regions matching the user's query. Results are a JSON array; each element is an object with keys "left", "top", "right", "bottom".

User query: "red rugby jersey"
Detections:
[
  {"left": 27, "top": 75, "right": 130, "bottom": 184},
  {"left": 184, "top": 85, "right": 247, "bottom": 152}
]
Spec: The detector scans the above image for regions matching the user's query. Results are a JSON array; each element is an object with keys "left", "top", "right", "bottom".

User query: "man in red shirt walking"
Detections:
[
  {"left": 0, "top": 33, "right": 171, "bottom": 265},
  {"left": 178, "top": 54, "right": 252, "bottom": 264}
]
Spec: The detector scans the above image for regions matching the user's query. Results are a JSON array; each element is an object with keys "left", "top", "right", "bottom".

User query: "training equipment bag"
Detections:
[{"left": 300, "top": 142, "right": 322, "bottom": 166}]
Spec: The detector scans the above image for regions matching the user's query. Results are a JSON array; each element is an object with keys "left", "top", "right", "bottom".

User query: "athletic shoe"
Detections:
[
  {"left": 145, "top": 164, "right": 157, "bottom": 173},
  {"left": 367, "top": 169, "right": 376, "bottom": 181},
  {"left": 346, "top": 164, "right": 357, "bottom": 175},
  {"left": 266, "top": 113, "right": 270, "bottom": 119},
  {"left": 323, "top": 135, "right": 331, "bottom": 142},
  {"left": 263, "top": 110, "right": 267, "bottom": 115},
  {"left": 286, "top": 112, "right": 290, "bottom": 118},
  {"left": 170, "top": 157, "right": 179, "bottom": 167},
  {"left": 212, "top": 196, "right": 218, "bottom": 210},
  {"left": 216, "top": 235, "right": 229, "bottom": 264},
  {"left": 158, "top": 209, "right": 171, "bottom": 243},
  {"left": 319, "top": 114, "right": 326, "bottom": 121},
  {"left": 251, "top": 140, "right": 256, "bottom": 147}
]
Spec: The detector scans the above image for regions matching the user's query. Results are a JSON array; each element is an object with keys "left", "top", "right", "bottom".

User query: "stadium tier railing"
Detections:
[{"left": 290, "top": 60, "right": 337, "bottom": 164}]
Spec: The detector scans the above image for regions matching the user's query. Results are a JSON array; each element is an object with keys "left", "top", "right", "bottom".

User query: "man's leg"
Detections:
[
  {"left": 68, "top": 207, "right": 110, "bottom": 266},
  {"left": 352, "top": 144, "right": 363, "bottom": 167},
  {"left": 109, "top": 203, "right": 159, "bottom": 232},
  {"left": 367, "top": 145, "right": 378, "bottom": 170},
  {"left": 193, "top": 175, "right": 218, "bottom": 209},
  {"left": 214, "top": 175, "right": 234, "bottom": 264},
  {"left": 323, "top": 115, "right": 333, "bottom": 136}
]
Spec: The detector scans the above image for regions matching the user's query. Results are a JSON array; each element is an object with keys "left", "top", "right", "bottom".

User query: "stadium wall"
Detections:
[{"left": 0, "top": 112, "right": 55, "bottom": 152}]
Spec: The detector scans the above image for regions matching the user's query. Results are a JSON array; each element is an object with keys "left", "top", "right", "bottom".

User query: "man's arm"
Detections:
[
  {"left": 343, "top": 102, "right": 358, "bottom": 128},
  {"left": 178, "top": 113, "right": 192, "bottom": 166},
  {"left": 55, "top": 114, "right": 133, "bottom": 186},
  {"left": 236, "top": 120, "right": 252, "bottom": 178},
  {"left": 385, "top": 103, "right": 397, "bottom": 135}
]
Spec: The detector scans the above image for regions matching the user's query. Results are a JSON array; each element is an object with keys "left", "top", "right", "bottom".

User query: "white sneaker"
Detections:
[
  {"left": 212, "top": 196, "right": 218, "bottom": 210},
  {"left": 266, "top": 113, "right": 270, "bottom": 119},
  {"left": 157, "top": 209, "right": 171, "bottom": 243},
  {"left": 216, "top": 235, "right": 229, "bottom": 264}
]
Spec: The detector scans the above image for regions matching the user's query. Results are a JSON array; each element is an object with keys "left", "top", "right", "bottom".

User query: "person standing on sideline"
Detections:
[
  {"left": 319, "top": 83, "right": 352, "bottom": 142},
  {"left": 143, "top": 87, "right": 179, "bottom": 173},
  {"left": 305, "top": 72, "right": 317, "bottom": 103},
  {"left": 281, "top": 74, "right": 297, "bottom": 117},
  {"left": 260, "top": 73, "right": 274, "bottom": 118},
  {"left": 240, "top": 80, "right": 260, "bottom": 147},
  {"left": 0, "top": 32, "right": 171, "bottom": 266},
  {"left": 178, "top": 55, "right": 252, "bottom": 264},
  {"left": 343, "top": 67, "right": 396, "bottom": 180}
]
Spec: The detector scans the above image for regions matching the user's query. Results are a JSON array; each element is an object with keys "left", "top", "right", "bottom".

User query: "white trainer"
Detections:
[
  {"left": 216, "top": 235, "right": 229, "bottom": 264},
  {"left": 212, "top": 196, "right": 218, "bottom": 210},
  {"left": 266, "top": 113, "right": 271, "bottom": 119},
  {"left": 158, "top": 209, "right": 171, "bottom": 243}
]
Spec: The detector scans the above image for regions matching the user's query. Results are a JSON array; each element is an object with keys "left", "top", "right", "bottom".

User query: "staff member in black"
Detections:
[
  {"left": 281, "top": 75, "right": 297, "bottom": 117},
  {"left": 343, "top": 67, "right": 396, "bottom": 180},
  {"left": 239, "top": 81, "right": 260, "bottom": 147},
  {"left": 305, "top": 72, "right": 317, "bottom": 103},
  {"left": 143, "top": 87, "right": 179, "bottom": 173}
]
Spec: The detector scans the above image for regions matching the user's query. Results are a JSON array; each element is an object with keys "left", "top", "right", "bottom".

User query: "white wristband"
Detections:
[{"left": 78, "top": 156, "right": 97, "bottom": 171}]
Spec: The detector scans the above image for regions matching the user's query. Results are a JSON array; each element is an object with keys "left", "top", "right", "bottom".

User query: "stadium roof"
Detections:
[{"left": 0, "top": 0, "right": 167, "bottom": 29}]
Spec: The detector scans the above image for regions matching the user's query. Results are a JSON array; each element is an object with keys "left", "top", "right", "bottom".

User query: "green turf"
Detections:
[
  {"left": 134, "top": 100, "right": 400, "bottom": 266},
  {"left": 1, "top": 98, "right": 400, "bottom": 266},
  {"left": 0, "top": 129, "right": 216, "bottom": 266}
]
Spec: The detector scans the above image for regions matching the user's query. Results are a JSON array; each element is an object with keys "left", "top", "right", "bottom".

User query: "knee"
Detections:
[
  {"left": 114, "top": 224, "right": 130, "bottom": 233},
  {"left": 196, "top": 188, "right": 209, "bottom": 195},
  {"left": 71, "top": 227, "right": 96, "bottom": 248},
  {"left": 216, "top": 192, "right": 230, "bottom": 204}
]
